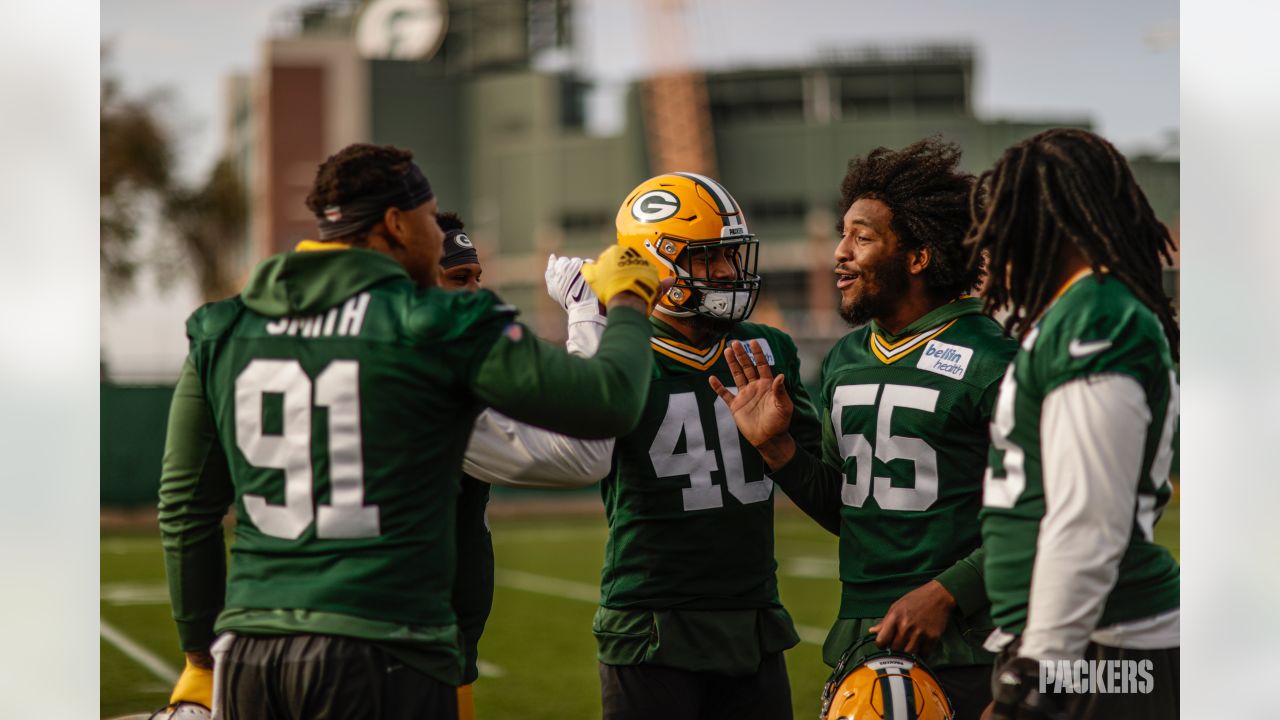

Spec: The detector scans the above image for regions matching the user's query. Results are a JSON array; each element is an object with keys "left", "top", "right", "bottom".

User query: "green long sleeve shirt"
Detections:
[{"left": 157, "top": 247, "right": 653, "bottom": 685}]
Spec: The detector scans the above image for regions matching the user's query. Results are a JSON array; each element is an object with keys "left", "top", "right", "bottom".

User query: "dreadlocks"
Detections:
[
  {"left": 839, "top": 136, "right": 983, "bottom": 301},
  {"left": 965, "top": 128, "right": 1179, "bottom": 358}
]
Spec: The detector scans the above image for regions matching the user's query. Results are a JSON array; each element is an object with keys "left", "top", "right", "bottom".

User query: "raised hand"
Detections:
[{"left": 708, "top": 340, "right": 796, "bottom": 467}]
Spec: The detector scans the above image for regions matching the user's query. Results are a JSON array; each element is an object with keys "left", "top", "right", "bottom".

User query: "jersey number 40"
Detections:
[{"left": 650, "top": 391, "right": 774, "bottom": 512}]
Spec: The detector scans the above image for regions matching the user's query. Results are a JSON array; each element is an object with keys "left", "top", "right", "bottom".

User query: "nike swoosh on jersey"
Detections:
[{"left": 1068, "top": 339, "right": 1113, "bottom": 357}]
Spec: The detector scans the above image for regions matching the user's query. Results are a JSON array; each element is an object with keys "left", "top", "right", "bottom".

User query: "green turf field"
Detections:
[{"left": 101, "top": 500, "right": 1179, "bottom": 719}]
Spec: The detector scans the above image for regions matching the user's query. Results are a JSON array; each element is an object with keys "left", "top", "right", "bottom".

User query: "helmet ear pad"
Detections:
[
  {"left": 661, "top": 280, "right": 698, "bottom": 314},
  {"left": 632, "top": 235, "right": 697, "bottom": 316}
]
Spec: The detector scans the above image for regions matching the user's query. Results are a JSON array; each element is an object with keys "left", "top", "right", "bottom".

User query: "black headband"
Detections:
[
  {"left": 441, "top": 229, "right": 479, "bottom": 268},
  {"left": 315, "top": 162, "right": 434, "bottom": 240}
]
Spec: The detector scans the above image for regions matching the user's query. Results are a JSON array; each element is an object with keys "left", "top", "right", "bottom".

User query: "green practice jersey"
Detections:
[
  {"left": 158, "top": 247, "right": 653, "bottom": 685},
  {"left": 817, "top": 299, "right": 1016, "bottom": 617},
  {"left": 593, "top": 316, "right": 821, "bottom": 674},
  {"left": 981, "top": 273, "right": 1180, "bottom": 636}
]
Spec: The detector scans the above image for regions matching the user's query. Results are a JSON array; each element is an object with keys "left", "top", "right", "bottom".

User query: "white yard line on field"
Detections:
[
  {"left": 100, "top": 567, "right": 824, "bottom": 690},
  {"left": 494, "top": 568, "right": 600, "bottom": 603},
  {"left": 102, "top": 582, "right": 171, "bottom": 606},
  {"left": 493, "top": 568, "right": 826, "bottom": 646},
  {"left": 102, "top": 613, "right": 509, "bottom": 686},
  {"left": 794, "top": 625, "right": 828, "bottom": 646},
  {"left": 490, "top": 526, "right": 607, "bottom": 544},
  {"left": 779, "top": 556, "right": 840, "bottom": 579},
  {"left": 101, "top": 618, "right": 180, "bottom": 685}
]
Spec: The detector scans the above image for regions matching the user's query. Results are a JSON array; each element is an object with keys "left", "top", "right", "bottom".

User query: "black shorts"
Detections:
[
  {"left": 213, "top": 633, "right": 458, "bottom": 720},
  {"left": 991, "top": 640, "right": 1179, "bottom": 720},
  {"left": 599, "top": 652, "right": 792, "bottom": 720}
]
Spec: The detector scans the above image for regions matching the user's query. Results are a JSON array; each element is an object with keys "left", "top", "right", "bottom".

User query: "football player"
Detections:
[
  {"left": 156, "top": 143, "right": 661, "bottom": 719},
  {"left": 437, "top": 212, "right": 482, "bottom": 291},
  {"left": 601, "top": 173, "right": 825, "bottom": 720},
  {"left": 507, "top": 173, "right": 823, "bottom": 719},
  {"left": 965, "top": 128, "right": 1180, "bottom": 719},
  {"left": 460, "top": 253, "right": 615, "bottom": 490},
  {"left": 438, "top": 214, "right": 616, "bottom": 720},
  {"left": 711, "top": 138, "right": 1016, "bottom": 720},
  {"left": 156, "top": 216, "right": 613, "bottom": 720},
  {"left": 435, "top": 211, "right": 490, "bottom": 720}
]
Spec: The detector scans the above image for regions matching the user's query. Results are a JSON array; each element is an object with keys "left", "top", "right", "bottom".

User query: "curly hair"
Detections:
[
  {"left": 435, "top": 210, "right": 464, "bottom": 233},
  {"left": 838, "top": 137, "right": 983, "bottom": 300},
  {"left": 964, "top": 128, "right": 1178, "bottom": 358},
  {"left": 305, "top": 143, "right": 417, "bottom": 245}
]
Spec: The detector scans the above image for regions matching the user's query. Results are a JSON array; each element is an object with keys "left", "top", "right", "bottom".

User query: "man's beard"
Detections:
[
  {"left": 684, "top": 311, "right": 735, "bottom": 338},
  {"left": 838, "top": 251, "right": 911, "bottom": 328}
]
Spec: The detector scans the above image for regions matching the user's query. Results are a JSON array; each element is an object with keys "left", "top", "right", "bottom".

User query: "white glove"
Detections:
[
  {"left": 546, "top": 253, "right": 607, "bottom": 357},
  {"left": 546, "top": 254, "right": 603, "bottom": 325}
]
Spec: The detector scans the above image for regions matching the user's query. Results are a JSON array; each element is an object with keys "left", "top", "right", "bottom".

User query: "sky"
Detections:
[
  {"left": 103, "top": 0, "right": 1179, "bottom": 183},
  {"left": 100, "top": 0, "right": 1178, "bottom": 379}
]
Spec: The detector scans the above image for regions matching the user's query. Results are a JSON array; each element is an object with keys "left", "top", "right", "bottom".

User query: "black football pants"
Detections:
[
  {"left": 599, "top": 651, "right": 792, "bottom": 720},
  {"left": 213, "top": 633, "right": 457, "bottom": 720}
]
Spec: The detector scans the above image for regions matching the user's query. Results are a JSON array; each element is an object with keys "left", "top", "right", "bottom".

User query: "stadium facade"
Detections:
[
  {"left": 220, "top": 0, "right": 1178, "bottom": 361},
  {"left": 100, "top": 0, "right": 1179, "bottom": 505}
]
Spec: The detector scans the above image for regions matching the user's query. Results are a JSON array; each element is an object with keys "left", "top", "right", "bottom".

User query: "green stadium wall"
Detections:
[
  {"left": 101, "top": 383, "right": 174, "bottom": 507},
  {"left": 100, "top": 383, "right": 599, "bottom": 508}
]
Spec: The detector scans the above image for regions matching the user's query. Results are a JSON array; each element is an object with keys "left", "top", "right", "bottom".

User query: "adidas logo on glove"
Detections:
[
  {"left": 582, "top": 245, "right": 660, "bottom": 306},
  {"left": 619, "top": 248, "right": 649, "bottom": 267}
]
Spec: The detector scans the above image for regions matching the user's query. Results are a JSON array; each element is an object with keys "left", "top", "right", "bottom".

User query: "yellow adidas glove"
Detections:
[
  {"left": 169, "top": 658, "right": 213, "bottom": 709},
  {"left": 580, "top": 245, "right": 660, "bottom": 307}
]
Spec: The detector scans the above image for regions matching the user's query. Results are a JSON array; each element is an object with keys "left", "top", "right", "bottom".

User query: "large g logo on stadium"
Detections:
[{"left": 631, "top": 190, "right": 681, "bottom": 223}]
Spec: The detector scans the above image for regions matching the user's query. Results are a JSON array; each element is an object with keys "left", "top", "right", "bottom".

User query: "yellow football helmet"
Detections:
[
  {"left": 821, "top": 640, "right": 955, "bottom": 720},
  {"left": 615, "top": 172, "right": 760, "bottom": 321}
]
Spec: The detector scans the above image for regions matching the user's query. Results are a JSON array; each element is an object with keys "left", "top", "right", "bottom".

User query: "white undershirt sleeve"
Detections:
[
  {"left": 1018, "top": 374, "right": 1151, "bottom": 661},
  {"left": 565, "top": 315, "right": 606, "bottom": 357},
  {"left": 462, "top": 316, "right": 616, "bottom": 488},
  {"left": 462, "top": 412, "right": 614, "bottom": 488}
]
